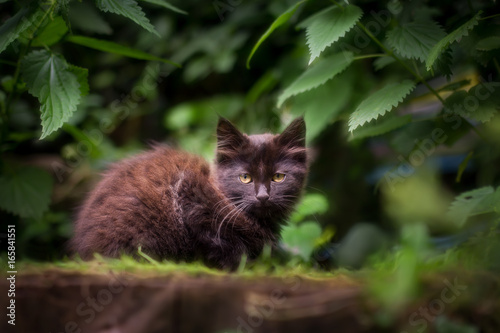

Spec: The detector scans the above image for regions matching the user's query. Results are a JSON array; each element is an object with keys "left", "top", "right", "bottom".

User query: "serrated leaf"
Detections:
[
  {"left": 290, "top": 76, "right": 352, "bottom": 142},
  {"left": 387, "top": 21, "right": 445, "bottom": 62},
  {"left": 68, "top": 65, "right": 89, "bottom": 97},
  {"left": 281, "top": 222, "right": 322, "bottom": 260},
  {"left": 476, "top": 36, "right": 500, "bottom": 51},
  {"left": 426, "top": 11, "right": 482, "bottom": 70},
  {"left": 0, "top": 166, "right": 53, "bottom": 219},
  {"left": 21, "top": 50, "right": 81, "bottom": 139},
  {"left": 444, "top": 83, "right": 500, "bottom": 123},
  {"left": 139, "top": 0, "right": 187, "bottom": 15},
  {"left": 96, "top": 0, "right": 160, "bottom": 37},
  {"left": 447, "top": 186, "right": 495, "bottom": 227},
  {"left": 66, "top": 35, "right": 180, "bottom": 67},
  {"left": 246, "top": 0, "right": 305, "bottom": 69},
  {"left": 348, "top": 80, "right": 415, "bottom": 131},
  {"left": 289, "top": 193, "right": 329, "bottom": 224},
  {"left": 277, "top": 52, "right": 354, "bottom": 107},
  {"left": 32, "top": 16, "right": 69, "bottom": 47},
  {"left": 350, "top": 114, "right": 412, "bottom": 141},
  {"left": 0, "top": 7, "right": 39, "bottom": 54},
  {"left": 305, "top": 5, "right": 363, "bottom": 64}
]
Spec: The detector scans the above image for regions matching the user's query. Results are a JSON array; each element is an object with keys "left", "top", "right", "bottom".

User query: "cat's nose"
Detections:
[
  {"left": 256, "top": 185, "right": 270, "bottom": 203},
  {"left": 256, "top": 192, "right": 269, "bottom": 203}
]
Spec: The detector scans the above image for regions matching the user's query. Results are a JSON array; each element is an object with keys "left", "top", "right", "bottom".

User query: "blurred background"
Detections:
[{"left": 0, "top": 0, "right": 499, "bottom": 271}]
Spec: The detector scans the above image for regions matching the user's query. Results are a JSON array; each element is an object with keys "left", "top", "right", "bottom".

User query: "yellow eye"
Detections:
[
  {"left": 239, "top": 174, "right": 252, "bottom": 184},
  {"left": 272, "top": 173, "right": 285, "bottom": 183}
]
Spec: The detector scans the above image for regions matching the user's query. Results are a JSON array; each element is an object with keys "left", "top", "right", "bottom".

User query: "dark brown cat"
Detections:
[{"left": 71, "top": 117, "right": 307, "bottom": 269}]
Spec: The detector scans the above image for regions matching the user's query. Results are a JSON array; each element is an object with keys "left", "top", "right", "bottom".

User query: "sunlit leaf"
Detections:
[
  {"left": 447, "top": 186, "right": 496, "bottom": 227},
  {"left": 281, "top": 222, "right": 322, "bottom": 260},
  {"left": 139, "top": 0, "right": 187, "bottom": 15},
  {"left": 426, "top": 11, "right": 482, "bottom": 70},
  {"left": 0, "top": 166, "right": 53, "bottom": 219},
  {"left": 350, "top": 114, "right": 412, "bottom": 141},
  {"left": 289, "top": 193, "right": 329, "bottom": 224},
  {"left": 305, "top": 5, "right": 362, "bottom": 64},
  {"left": 246, "top": 0, "right": 306, "bottom": 69},
  {"left": 96, "top": 0, "right": 160, "bottom": 37},
  {"left": 348, "top": 80, "right": 415, "bottom": 131},
  {"left": 21, "top": 50, "right": 81, "bottom": 139},
  {"left": 277, "top": 52, "right": 353, "bottom": 107},
  {"left": 387, "top": 21, "right": 445, "bottom": 62},
  {"left": 66, "top": 35, "right": 180, "bottom": 67}
]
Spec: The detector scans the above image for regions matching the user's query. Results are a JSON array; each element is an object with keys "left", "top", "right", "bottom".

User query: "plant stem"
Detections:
[
  {"left": 354, "top": 53, "right": 386, "bottom": 60},
  {"left": 479, "top": 13, "right": 500, "bottom": 21}
]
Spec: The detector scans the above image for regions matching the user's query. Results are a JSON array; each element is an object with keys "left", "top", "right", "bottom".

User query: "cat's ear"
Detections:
[
  {"left": 216, "top": 117, "right": 247, "bottom": 163},
  {"left": 278, "top": 117, "right": 306, "bottom": 148}
]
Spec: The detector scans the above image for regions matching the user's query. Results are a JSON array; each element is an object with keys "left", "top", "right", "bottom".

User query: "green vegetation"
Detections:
[{"left": 1, "top": 0, "right": 500, "bottom": 330}]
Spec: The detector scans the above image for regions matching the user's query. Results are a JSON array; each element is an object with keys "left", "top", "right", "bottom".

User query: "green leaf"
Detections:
[
  {"left": 139, "top": 0, "right": 187, "bottom": 15},
  {"left": 444, "top": 83, "right": 500, "bottom": 123},
  {"left": 66, "top": 35, "right": 180, "bottom": 67},
  {"left": 426, "top": 11, "right": 482, "bottom": 70},
  {"left": 348, "top": 80, "right": 415, "bottom": 131},
  {"left": 476, "top": 36, "right": 500, "bottom": 51},
  {"left": 373, "top": 56, "right": 395, "bottom": 71},
  {"left": 447, "top": 186, "right": 496, "bottom": 227},
  {"left": 0, "top": 166, "right": 53, "bottom": 219},
  {"left": 68, "top": 65, "right": 89, "bottom": 97},
  {"left": 96, "top": 0, "right": 160, "bottom": 37},
  {"left": 32, "top": 16, "right": 69, "bottom": 47},
  {"left": 21, "top": 50, "right": 81, "bottom": 139},
  {"left": 281, "top": 222, "right": 322, "bottom": 260},
  {"left": 350, "top": 114, "right": 412, "bottom": 141},
  {"left": 387, "top": 21, "right": 445, "bottom": 62},
  {"left": 277, "top": 52, "right": 354, "bottom": 107},
  {"left": 246, "top": 0, "right": 305, "bottom": 69},
  {"left": 289, "top": 76, "right": 352, "bottom": 142},
  {"left": 0, "top": 7, "right": 38, "bottom": 54},
  {"left": 289, "top": 193, "right": 329, "bottom": 224},
  {"left": 305, "top": 5, "right": 363, "bottom": 64},
  {"left": 69, "top": 1, "right": 113, "bottom": 35}
]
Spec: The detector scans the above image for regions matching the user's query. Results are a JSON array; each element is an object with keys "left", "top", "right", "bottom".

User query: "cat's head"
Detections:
[{"left": 215, "top": 117, "right": 308, "bottom": 224}]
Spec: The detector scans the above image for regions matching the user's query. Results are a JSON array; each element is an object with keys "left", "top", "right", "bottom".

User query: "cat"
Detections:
[{"left": 71, "top": 117, "right": 308, "bottom": 269}]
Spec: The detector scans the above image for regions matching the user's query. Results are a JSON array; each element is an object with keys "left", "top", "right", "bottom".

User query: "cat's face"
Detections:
[{"left": 215, "top": 117, "right": 308, "bottom": 223}]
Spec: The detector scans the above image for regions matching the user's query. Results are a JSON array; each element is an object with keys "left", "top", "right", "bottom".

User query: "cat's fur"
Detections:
[{"left": 71, "top": 117, "right": 307, "bottom": 269}]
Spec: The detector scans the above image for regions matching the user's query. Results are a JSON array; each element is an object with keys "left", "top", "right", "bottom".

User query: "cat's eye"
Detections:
[
  {"left": 239, "top": 174, "right": 252, "bottom": 184},
  {"left": 272, "top": 173, "right": 286, "bottom": 183}
]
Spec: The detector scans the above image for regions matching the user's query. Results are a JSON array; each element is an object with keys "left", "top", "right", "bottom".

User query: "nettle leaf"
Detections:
[
  {"left": 444, "top": 83, "right": 500, "bottom": 123},
  {"left": 348, "top": 80, "right": 415, "bottom": 131},
  {"left": 387, "top": 21, "right": 445, "bottom": 62},
  {"left": 139, "top": 0, "right": 187, "bottom": 15},
  {"left": 447, "top": 186, "right": 498, "bottom": 227},
  {"left": 305, "top": 5, "right": 362, "bottom": 64},
  {"left": 32, "top": 16, "right": 69, "bottom": 47},
  {"left": 476, "top": 36, "right": 500, "bottom": 51},
  {"left": 289, "top": 76, "right": 352, "bottom": 142},
  {"left": 0, "top": 166, "right": 53, "bottom": 219},
  {"left": 68, "top": 65, "right": 90, "bottom": 97},
  {"left": 373, "top": 56, "right": 395, "bottom": 71},
  {"left": 350, "top": 114, "right": 412, "bottom": 141},
  {"left": 66, "top": 35, "right": 180, "bottom": 67},
  {"left": 426, "top": 11, "right": 482, "bottom": 70},
  {"left": 277, "top": 52, "right": 354, "bottom": 107},
  {"left": 281, "top": 222, "right": 322, "bottom": 260},
  {"left": 289, "top": 193, "right": 329, "bottom": 224},
  {"left": 21, "top": 50, "right": 81, "bottom": 139},
  {"left": 0, "top": 7, "right": 41, "bottom": 54},
  {"left": 96, "top": 0, "right": 160, "bottom": 37},
  {"left": 247, "top": 0, "right": 305, "bottom": 69}
]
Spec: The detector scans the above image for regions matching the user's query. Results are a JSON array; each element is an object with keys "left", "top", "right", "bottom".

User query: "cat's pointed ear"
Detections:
[
  {"left": 278, "top": 117, "right": 306, "bottom": 148},
  {"left": 216, "top": 117, "right": 247, "bottom": 163}
]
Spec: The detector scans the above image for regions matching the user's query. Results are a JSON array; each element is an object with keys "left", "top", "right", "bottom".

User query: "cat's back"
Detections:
[{"left": 72, "top": 146, "right": 210, "bottom": 258}]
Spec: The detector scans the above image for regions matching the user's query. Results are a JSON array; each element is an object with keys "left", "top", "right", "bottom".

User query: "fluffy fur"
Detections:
[{"left": 71, "top": 117, "right": 308, "bottom": 269}]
